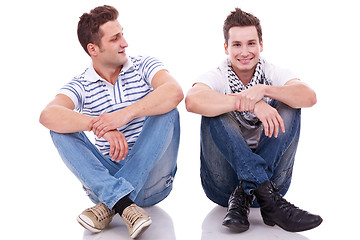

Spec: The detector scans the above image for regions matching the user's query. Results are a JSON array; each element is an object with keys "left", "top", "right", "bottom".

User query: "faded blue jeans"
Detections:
[
  {"left": 200, "top": 101, "right": 300, "bottom": 207},
  {"left": 50, "top": 109, "right": 180, "bottom": 209}
]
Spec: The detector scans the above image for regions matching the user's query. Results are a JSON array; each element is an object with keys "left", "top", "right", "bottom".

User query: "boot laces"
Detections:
[
  {"left": 230, "top": 186, "right": 254, "bottom": 214},
  {"left": 272, "top": 186, "right": 301, "bottom": 217}
]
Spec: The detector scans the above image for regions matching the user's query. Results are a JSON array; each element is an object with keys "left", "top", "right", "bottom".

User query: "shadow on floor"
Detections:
[{"left": 201, "top": 206, "right": 311, "bottom": 240}]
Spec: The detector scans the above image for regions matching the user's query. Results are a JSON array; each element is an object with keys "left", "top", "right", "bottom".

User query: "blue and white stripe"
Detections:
[{"left": 58, "top": 55, "right": 165, "bottom": 155}]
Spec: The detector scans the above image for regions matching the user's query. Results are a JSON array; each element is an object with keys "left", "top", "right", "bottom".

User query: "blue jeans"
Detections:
[
  {"left": 200, "top": 101, "right": 300, "bottom": 207},
  {"left": 50, "top": 109, "right": 180, "bottom": 209}
]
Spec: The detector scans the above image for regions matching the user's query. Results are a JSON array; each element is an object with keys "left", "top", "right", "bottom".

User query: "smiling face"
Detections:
[
  {"left": 225, "top": 26, "right": 263, "bottom": 81},
  {"left": 93, "top": 20, "right": 128, "bottom": 68}
]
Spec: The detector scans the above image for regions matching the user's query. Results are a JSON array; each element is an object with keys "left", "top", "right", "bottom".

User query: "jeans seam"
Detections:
[{"left": 216, "top": 116, "right": 263, "bottom": 185}]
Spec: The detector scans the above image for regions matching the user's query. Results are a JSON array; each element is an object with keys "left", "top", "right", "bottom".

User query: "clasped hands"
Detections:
[
  {"left": 88, "top": 111, "right": 131, "bottom": 162},
  {"left": 231, "top": 85, "right": 285, "bottom": 138}
]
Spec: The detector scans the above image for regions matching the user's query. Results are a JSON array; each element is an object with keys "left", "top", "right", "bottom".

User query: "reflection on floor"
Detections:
[
  {"left": 202, "top": 206, "right": 310, "bottom": 240},
  {"left": 82, "top": 204, "right": 313, "bottom": 240}
]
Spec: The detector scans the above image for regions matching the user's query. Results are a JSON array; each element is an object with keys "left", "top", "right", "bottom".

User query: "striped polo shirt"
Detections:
[{"left": 58, "top": 55, "right": 165, "bottom": 155}]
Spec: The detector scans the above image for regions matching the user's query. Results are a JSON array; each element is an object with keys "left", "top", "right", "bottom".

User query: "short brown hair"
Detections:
[
  {"left": 77, "top": 5, "right": 119, "bottom": 55},
  {"left": 223, "top": 8, "right": 262, "bottom": 45}
]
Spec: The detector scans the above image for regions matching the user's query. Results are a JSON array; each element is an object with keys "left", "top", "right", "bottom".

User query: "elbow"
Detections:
[
  {"left": 175, "top": 88, "right": 184, "bottom": 105},
  {"left": 305, "top": 91, "right": 317, "bottom": 108},
  {"left": 185, "top": 95, "right": 196, "bottom": 113},
  {"left": 169, "top": 84, "right": 184, "bottom": 107},
  {"left": 39, "top": 109, "right": 50, "bottom": 128},
  {"left": 309, "top": 91, "right": 317, "bottom": 107},
  {"left": 293, "top": 91, "right": 317, "bottom": 108}
]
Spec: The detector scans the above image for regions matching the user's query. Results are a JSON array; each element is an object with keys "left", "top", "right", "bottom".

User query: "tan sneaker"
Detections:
[
  {"left": 121, "top": 204, "right": 152, "bottom": 238},
  {"left": 77, "top": 202, "right": 115, "bottom": 233}
]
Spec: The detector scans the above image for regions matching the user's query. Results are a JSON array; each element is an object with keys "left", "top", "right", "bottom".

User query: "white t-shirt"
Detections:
[
  {"left": 197, "top": 58, "right": 297, "bottom": 94},
  {"left": 195, "top": 58, "right": 298, "bottom": 148}
]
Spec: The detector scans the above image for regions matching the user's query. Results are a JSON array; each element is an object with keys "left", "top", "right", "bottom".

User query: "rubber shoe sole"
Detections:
[
  {"left": 131, "top": 218, "right": 152, "bottom": 238},
  {"left": 77, "top": 215, "right": 102, "bottom": 233}
]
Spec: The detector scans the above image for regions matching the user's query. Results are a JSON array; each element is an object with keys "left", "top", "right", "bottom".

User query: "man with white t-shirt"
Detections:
[
  {"left": 39, "top": 5, "right": 183, "bottom": 239},
  {"left": 185, "top": 8, "right": 322, "bottom": 233}
]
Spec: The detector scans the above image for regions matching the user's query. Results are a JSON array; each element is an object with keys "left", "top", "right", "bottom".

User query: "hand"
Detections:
[
  {"left": 102, "top": 130, "right": 128, "bottom": 162},
  {"left": 89, "top": 110, "right": 131, "bottom": 138},
  {"left": 253, "top": 101, "right": 285, "bottom": 138},
  {"left": 231, "top": 85, "right": 266, "bottom": 112}
]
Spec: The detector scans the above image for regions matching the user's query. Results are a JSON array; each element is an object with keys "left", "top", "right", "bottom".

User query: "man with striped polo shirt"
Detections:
[{"left": 39, "top": 5, "right": 183, "bottom": 239}]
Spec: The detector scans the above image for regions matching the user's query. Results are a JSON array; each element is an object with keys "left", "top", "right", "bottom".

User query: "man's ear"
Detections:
[
  {"left": 87, "top": 43, "right": 97, "bottom": 56},
  {"left": 224, "top": 42, "right": 229, "bottom": 55}
]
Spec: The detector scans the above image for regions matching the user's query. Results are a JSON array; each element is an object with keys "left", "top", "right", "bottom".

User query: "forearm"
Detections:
[
  {"left": 39, "top": 105, "right": 93, "bottom": 133},
  {"left": 125, "top": 81, "right": 183, "bottom": 120},
  {"left": 264, "top": 82, "right": 317, "bottom": 108},
  {"left": 186, "top": 88, "right": 236, "bottom": 117},
  {"left": 89, "top": 71, "right": 184, "bottom": 137}
]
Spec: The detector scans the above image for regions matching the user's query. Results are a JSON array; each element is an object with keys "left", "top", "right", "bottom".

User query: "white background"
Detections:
[{"left": 1, "top": 0, "right": 359, "bottom": 239}]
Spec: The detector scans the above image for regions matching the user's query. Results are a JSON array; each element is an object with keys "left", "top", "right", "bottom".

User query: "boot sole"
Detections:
[
  {"left": 263, "top": 217, "right": 323, "bottom": 232},
  {"left": 222, "top": 221, "right": 249, "bottom": 233}
]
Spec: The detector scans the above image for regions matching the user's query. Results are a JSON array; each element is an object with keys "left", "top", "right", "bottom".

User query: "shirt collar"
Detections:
[
  {"left": 121, "top": 56, "right": 134, "bottom": 73},
  {"left": 83, "top": 56, "right": 134, "bottom": 82}
]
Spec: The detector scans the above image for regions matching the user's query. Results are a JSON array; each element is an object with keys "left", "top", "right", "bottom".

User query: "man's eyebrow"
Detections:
[
  {"left": 111, "top": 28, "right": 124, "bottom": 38},
  {"left": 231, "top": 39, "right": 257, "bottom": 43},
  {"left": 111, "top": 32, "right": 122, "bottom": 39}
]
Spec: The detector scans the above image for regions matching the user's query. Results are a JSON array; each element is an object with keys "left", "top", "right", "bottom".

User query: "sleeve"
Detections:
[
  {"left": 139, "top": 56, "right": 166, "bottom": 84},
  {"left": 57, "top": 79, "right": 85, "bottom": 112},
  {"left": 265, "top": 61, "right": 299, "bottom": 86},
  {"left": 195, "top": 68, "right": 227, "bottom": 94}
]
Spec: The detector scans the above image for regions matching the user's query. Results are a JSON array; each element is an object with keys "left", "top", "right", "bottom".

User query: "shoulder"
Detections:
[
  {"left": 196, "top": 59, "right": 229, "bottom": 93},
  {"left": 200, "top": 58, "right": 228, "bottom": 80},
  {"left": 60, "top": 66, "right": 101, "bottom": 98},
  {"left": 263, "top": 59, "right": 298, "bottom": 86},
  {"left": 63, "top": 70, "right": 89, "bottom": 91},
  {"left": 126, "top": 55, "right": 165, "bottom": 83},
  {"left": 129, "top": 55, "right": 164, "bottom": 69}
]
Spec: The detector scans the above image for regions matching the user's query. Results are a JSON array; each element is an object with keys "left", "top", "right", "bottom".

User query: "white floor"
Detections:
[{"left": 82, "top": 206, "right": 315, "bottom": 240}]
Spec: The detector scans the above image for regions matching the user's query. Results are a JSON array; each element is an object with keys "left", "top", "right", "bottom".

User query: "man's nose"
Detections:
[
  {"left": 240, "top": 46, "right": 249, "bottom": 56},
  {"left": 120, "top": 37, "right": 128, "bottom": 48}
]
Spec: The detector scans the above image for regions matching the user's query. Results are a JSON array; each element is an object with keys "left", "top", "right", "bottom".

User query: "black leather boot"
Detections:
[
  {"left": 254, "top": 181, "right": 323, "bottom": 232},
  {"left": 222, "top": 182, "right": 254, "bottom": 232}
]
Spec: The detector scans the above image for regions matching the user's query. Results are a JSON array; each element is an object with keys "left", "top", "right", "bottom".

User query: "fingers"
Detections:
[
  {"left": 104, "top": 131, "right": 129, "bottom": 162},
  {"left": 264, "top": 114, "right": 284, "bottom": 138},
  {"left": 116, "top": 136, "right": 128, "bottom": 162},
  {"left": 108, "top": 137, "right": 119, "bottom": 161},
  {"left": 89, "top": 114, "right": 116, "bottom": 137},
  {"left": 111, "top": 136, "right": 128, "bottom": 162},
  {"left": 277, "top": 114, "right": 285, "bottom": 134},
  {"left": 97, "top": 126, "right": 109, "bottom": 138},
  {"left": 237, "top": 95, "right": 257, "bottom": 112},
  {"left": 262, "top": 119, "right": 269, "bottom": 137},
  {"left": 91, "top": 120, "right": 110, "bottom": 138},
  {"left": 259, "top": 109, "right": 285, "bottom": 138}
]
